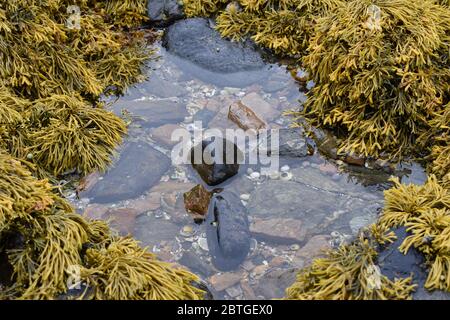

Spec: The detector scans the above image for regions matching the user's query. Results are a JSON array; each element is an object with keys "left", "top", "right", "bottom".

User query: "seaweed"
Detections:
[
  {"left": 0, "top": 0, "right": 205, "bottom": 300},
  {"left": 285, "top": 234, "right": 416, "bottom": 299}
]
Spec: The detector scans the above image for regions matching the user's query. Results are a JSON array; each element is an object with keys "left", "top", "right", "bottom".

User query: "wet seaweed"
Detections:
[{"left": 0, "top": 0, "right": 205, "bottom": 300}]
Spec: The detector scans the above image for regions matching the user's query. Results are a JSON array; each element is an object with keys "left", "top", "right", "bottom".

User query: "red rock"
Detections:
[
  {"left": 319, "top": 163, "right": 338, "bottom": 175},
  {"left": 209, "top": 271, "right": 244, "bottom": 291},
  {"left": 103, "top": 208, "right": 140, "bottom": 236},
  {"left": 250, "top": 218, "right": 306, "bottom": 243},
  {"left": 183, "top": 184, "right": 212, "bottom": 219},
  {"left": 343, "top": 154, "right": 366, "bottom": 166},
  {"left": 228, "top": 101, "right": 267, "bottom": 131}
]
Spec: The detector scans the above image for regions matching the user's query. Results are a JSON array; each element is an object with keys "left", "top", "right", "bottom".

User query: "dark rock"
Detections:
[
  {"left": 85, "top": 143, "right": 170, "bottom": 203},
  {"left": 206, "top": 192, "right": 251, "bottom": 271},
  {"left": 190, "top": 137, "right": 243, "bottom": 186},
  {"left": 258, "top": 128, "right": 310, "bottom": 158},
  {"left": 112, "top": 100, "right": 188, "bottom": 128},
  {"left": 147, "top": 0, "right": 184, "bottom": 26},
  {"left": 376, "top": 226, "right": 450, "bottom": 300},
  {"left": 163, "top": 18, "right": 267, "bottom": 87}
]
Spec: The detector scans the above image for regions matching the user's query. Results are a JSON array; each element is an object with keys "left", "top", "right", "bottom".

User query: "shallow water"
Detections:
[{"left": 70, "top": 40, "right": 427, "bottom": 300}]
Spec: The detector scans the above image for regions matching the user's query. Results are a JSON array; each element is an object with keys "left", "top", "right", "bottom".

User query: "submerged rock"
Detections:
[
  {"left": 113, "top": 100, "right": 188, "bottom": 128},
  {"left": 163, "top": 18, "right": 267, "bottom": 87},
  {"left": 183, "top": 184, "right": 212, "bottom": 220},
  {"left": 206, "top": 192, "right": 251, "bottom": 271},
  {"left": 228, "top": 101, "right": 266, "bottom": 131},
  {"left": 147, "top": 0, "right": 184, "bottom": 26},
  {"left": 258, "top": 128, "right": 310, "bottom": 158},
  {"left": 190, "top": 137, "right": 243, "bottom": 186},
  {"left": 84, "top": 143, "right": 170, "bottom": 203}
]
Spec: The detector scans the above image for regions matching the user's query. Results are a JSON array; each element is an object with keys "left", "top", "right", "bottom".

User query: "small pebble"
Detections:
[
  {"left": 240, "top": 194, "right": 250, "bottom": 201},
  {"left": 180, "top": 225, "right": 195, "bottom": 237},
  {"left": 268, "top": 171, "right": 280, "bottom": 180},
  {"left": 280, "top": 172, "right": 293, "bottom": 181},
  {"left": 249, "top": 172, "right": 260, "bottom": 180},
  {"left": 197, "top": 237, "right": 209, "bottom": 251},
  {"left": 290, "top": 244, "right": 300, "bottom": 251},
  {"left": 335, "top": 160, "right": 344, "bottom": 166},
  {"left": 184, "top": 116, "right": 193, "bottom": 123},
  {"left": 280, "top": 165, "right": 290, "bottom": 172}
]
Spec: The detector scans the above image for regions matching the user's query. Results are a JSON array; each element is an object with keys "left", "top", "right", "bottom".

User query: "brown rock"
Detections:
[
  {"left": 209, "top": 271, "right": 244, "bottom": 292},
  {"left": 183, "top": 184, "right": 212, "bottom": 219},
  {"left": 252, "top": 264, "right": 269, "bottom": 278},
  {"left": 240, "top": 92, "right": 280, "bottom": 121},
  {"left": 103, "top": 208, "right": 140, "bottom": 236},
  {"left": 76, "top": 172, "right": 101, "bottom": 194},
  {"left": 343, "top": 153, "right": 366, "bottom": 166},
  {"left": 270, "top": 256, "right": 286, "bottom": 267},
  {"left": 319, "top": 163, "right": 338, "bottom": 175},
  {"left": 250, "top": 218, "right": 306, "bottom": 244},
  {"left": 240, "top": 280, "right": 258, "bottom": 299},
  {"left": 295, "top": 235, "right": 331, "bottom": 262},
  {"left": 151, "top": 124, "right": 183, "bottom": 147},
  {"left": 228, "top": 101, "right": 266, "bottom": 131},
  {"left": 83, "top": 203, "right": 109, "bottom": 220},
  {"left": 128, "top": 192, "right": 161, "bottom": 214}
]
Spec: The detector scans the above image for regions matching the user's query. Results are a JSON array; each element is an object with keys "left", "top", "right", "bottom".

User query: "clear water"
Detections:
[{"left": 70, "top": 40, "right": 426, "bottom": 300}]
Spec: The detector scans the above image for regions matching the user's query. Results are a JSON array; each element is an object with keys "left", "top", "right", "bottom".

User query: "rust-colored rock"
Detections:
[
  {"left": 228, "top": 101, "right": 266, "bottom": 131},
  {"left": 183, "top": 184, "right": 212, "bottom": 219}
]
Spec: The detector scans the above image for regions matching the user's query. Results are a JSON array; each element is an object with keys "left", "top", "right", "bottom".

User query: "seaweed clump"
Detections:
[
  {"left": 184, "top": 0, "right": 343, "bottom": 57},
  {"left": 0, "top": 153, "right": 204, "bottom": 299},
  {"left": 299, "top": 0, "right": 450, "bottom": 160},
  {"left": 0, "top": 0, "right": 205, "bottom": 299}
]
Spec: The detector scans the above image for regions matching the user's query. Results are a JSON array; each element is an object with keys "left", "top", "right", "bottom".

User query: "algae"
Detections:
[{"left": 0, "top": 0, "right": 204, "bottom": 300}]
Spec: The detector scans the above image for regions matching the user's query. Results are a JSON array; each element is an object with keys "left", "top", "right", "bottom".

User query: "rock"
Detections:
[
  {"left": 240, "top": 280, "right": 258, "bottom": 299},
  {"left": 147, "top": 0, "right": 184, "bottom": 26},
  {"left": 253, "top": 268, "right": 297, "bottom": 299},
  {"left": 84, "top": 143, "right": 170, "bottom": 203},
  {"left": 163, "top": 18, "right": 267, "bottom": 87},
  {"left": 140, "top": 76, "right": 188, "bottom": 98},
  {"left": 240, "top": 92, "right": 280, "bottom": 122},
  {"left": 250, "top": 218, "right": 306, "bottom": 244},
  {"left": 294, "top": 235, "right": 331, "bottom": 262},
  {"left": 113, "top": 100, "right": 188, "bottom": 128},
  {"left": 163, "top": 18, "right": 264, "bottom": 73},
  {"left": 225, "top": 285, "right": 243, "bottom": 298},
  {"left": 343, "top": 153, "right": 366, "bottom": 166},
  {"left": 83, "top": 204, "right": 109, "bottom": 220},
  {"left": 319, "top": 163, "right": 338, "bottom": 175},
  {"left": 228, "top": 101, "right": 266, "bottom": 131},
  {"left": 183, "top": 184, "right": 212, "bottom": 219},
  {"left": 151, "top": 124, "right": 183, "bottom": 147},
  {"left": 179, "top": 251, "right": 216, "bottom": 276},
  {"left": 190, "top": 137, "right": 242, "bottom": 186},
  {"left": 103, "top": 208, "right": 140, "bottom": 236},
  {"left": 349, "top": 214, "right": 378, "bottom": 235},
  {"left": 206, "top": 192, "right": 251, "bottom": 271},
  {"left": 258, "top": 128, "right": 310, "bottom": 158},
  {"left": 209, "top": 271, "right": 244, "bottom": 292},
  {"left": 133, "top": 214, "right": 180, "bottom": 248}
]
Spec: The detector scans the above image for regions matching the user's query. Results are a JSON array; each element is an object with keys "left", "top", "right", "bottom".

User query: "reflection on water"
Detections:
[{"left": 71, "top": 41, "right": 426, "bottom": 300}]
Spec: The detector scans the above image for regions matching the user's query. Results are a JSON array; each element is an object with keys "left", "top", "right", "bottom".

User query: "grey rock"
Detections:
[
  {"left": 258, "top": 128, "right": 310, "bottom": 158},
  {"left": 147, "top": 0, "right": 184, "bottom": 26},
  {"left": 206, "top": 191, "right": 251, "bottom": 271},
  {"left": 163, "top": 18, "right": 267, "bottom": 87},
  {"left": 133, "top": 214, "right": 180, "bottom": 248},
  {"left": 253, "top": 268, "right": 297, "bottom": 299},
  {"left": 113, "top": 100, "right": 188, "bottom": 128},
  {"left": 140, "top": 76, "right": 188, "bottom": 98},
  {"left": 85, "top": 142, "right": 170, "bottom": 203},
  {"left": 179, "top": 251, "right": 216, "bottom": 277}
]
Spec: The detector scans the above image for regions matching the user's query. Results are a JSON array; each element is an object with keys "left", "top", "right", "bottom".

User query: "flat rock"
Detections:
[
  {"left": 151, "top": 123, "right": 183, "bottom": 147},
  {"left": 209, "top": 271, "right": 244, "bottom": 292},
  {"left": 113, "top": 100, "right": 188, "bottom": 128},
  {"left": 163, "top": 18, "right": 268, "bottom": 87},
  {"left": 258, "top": 128, "right": 310, "bottom": 158},
  {"left": 253, "top": 268, "right": 297, "bottom": 299},
  {"left": 84, "top": 142, "right": 170, "bottom": 203},
  {"left": 250, "top": 218, "right": 306, "bottom": 244},
  {"left": 240, "top": 92, "right": 280, "bottom": 122},
  {"left": 294, "top": 235, "right": 331, "bottom": 264},
  {"left": 147, "top": 0, "right": 184, "bottom": 26},
  {"left": 133, "top": 214, "right": 180, "bottom": 248}
]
